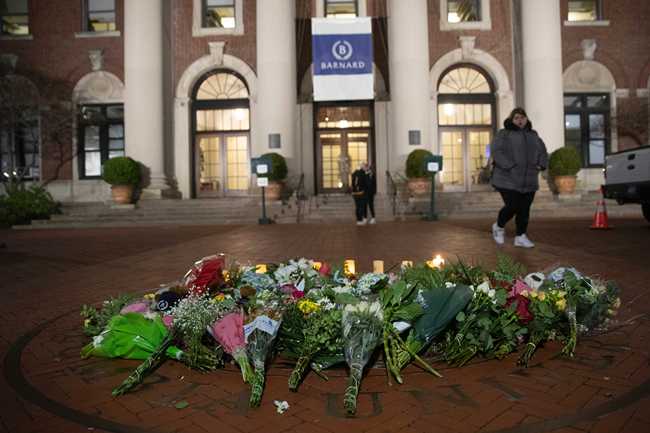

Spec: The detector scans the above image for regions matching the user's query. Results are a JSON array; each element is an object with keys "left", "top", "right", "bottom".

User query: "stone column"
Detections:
[
  {"left": 387, "top": 0, "right": 431, "bottom": 157},
  {"left": 255, "top": 0, "right": 296, "bottom": 160},
  {"left": 521, "top": 0, "right": 564, "bottom": 152},
  {"left": 124, "top": 0, "right": 168, "bottom": 198}
]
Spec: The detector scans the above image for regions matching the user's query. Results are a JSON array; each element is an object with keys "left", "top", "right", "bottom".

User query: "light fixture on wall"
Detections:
[{"left": 339, "top": 119, "right": 349, "bottom": 129}]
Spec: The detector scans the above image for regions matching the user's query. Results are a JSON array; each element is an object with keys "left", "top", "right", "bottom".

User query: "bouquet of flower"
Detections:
[
  {"left": 209, "top": 310, "right": 253, "bottom": 383},
  {"left": 182, "top": 254, "right": 226, "bottom": 295},
  {"left": 393, "top": 266, "right": 473, "bottom": 374},
  {"left": 517, "top": 287, "right": 566, "bottom": 366},
  {"left": 443, "top": 280, "right": 526, "bottom": 366},
  {"left": 285, "top": 293, "right": 343, "bottom": 391},
  {"left": 342, "top": 300, "right": 384, "bottom": 415},
  {"left": 245, "top": 290, "right": 286, "bottom": 407},
  {"left": 81, "top": 293, "right": 137, "bottom": 337}
]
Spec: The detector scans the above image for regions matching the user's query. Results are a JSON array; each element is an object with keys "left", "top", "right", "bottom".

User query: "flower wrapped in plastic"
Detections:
[
  {"left": 284, "top": 292, "right": 343, "bottom": 391},
  {"left": 209, "top": 310, "right": 253, "bottom": 383},
  {"left": 182, "top": 254, "right": 226, "bottom": 295},
  {"left": 245, "top": 290, "right": 287, "bottom": 407},
  {"left": 342, "top": 300, "right": 384, "bottom": 415}
]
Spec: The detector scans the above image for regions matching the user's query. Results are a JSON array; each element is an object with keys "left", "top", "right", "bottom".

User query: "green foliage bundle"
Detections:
[
  {"left": 548, "top": 146, "right": 582, "bottom": 177},
  {"left": 260, "top": 152, "right": 288, "bottom": 182},
  {"left": 0, "top": 182, "right": 61, "bottom": 227},
  {"left": 81, "top": 293, "right": 136, "bottom": 337},
  {"left": 405, "top": 149, "right": 434, "bottom": 178},
  {"left": 102, "top": 156, "right": 141, "bottom": 186}
]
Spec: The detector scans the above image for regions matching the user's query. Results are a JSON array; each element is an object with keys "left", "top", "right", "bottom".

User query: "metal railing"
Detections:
[{"left": 294, "top": 173, "right": 307, "bottom": 223}]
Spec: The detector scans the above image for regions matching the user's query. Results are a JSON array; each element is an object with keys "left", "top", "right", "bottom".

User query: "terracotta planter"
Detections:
[
  {"left": 111, "top": 185, "right": 134, "bottom": 204},
  {"left": 265, "top": 181, "right": 283, "bottom": 201},
  {"left": 407, "top": 178, "right": 430, "bottom": 196},
  {"left": 553, "top": 175, "right": 577, "bottom": 195}
]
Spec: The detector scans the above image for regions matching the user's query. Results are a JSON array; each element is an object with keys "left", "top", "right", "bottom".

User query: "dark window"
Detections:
[
  {"left": 0, "top": 0, "right": 29, "bottom": 36},
  {"left": 203, "top": 0, "right": 235, "bottom": 29},
  {"left": 0, "top": 117, "right": 39, "bottom": 180},
  {"left": 77, "top": 104, "right": 125, "bottom": 178},
  {"left": 83, "top": 0, "right": 116, "bottom": 32},
  {"left": 568, "top": 0, "right": 602, "bottom": 21},
  {"left": 325, "top": 0, "right": 357, "bottom": 18},
  {"left": 563, "top": 93, "right": 610, "bottom": 167},
  {"left": 447, "top": 0, "right": 481, "bottom": 23}
]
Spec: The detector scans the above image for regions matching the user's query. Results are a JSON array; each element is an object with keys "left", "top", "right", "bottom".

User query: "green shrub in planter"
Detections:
[
  {"left": 102, "top": 156, "right": 141, "bottom": 186},
  {"left": 405, "top": 149, "right": 434, "bottom": 178},
  {"left": 548, "top": 146, "right": 582, "bottom": 177},
  {"left": 260, "top": 152, "right": 288, "bottom": 182}
]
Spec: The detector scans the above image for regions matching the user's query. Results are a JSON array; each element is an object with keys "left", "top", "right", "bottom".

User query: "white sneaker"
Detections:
[
  {"left": 356, "top": 219, "right": 367, "bottom": 226},
  {"left": 514, "top": 234, "right": 535, "bottom": 248},
  {"left": 369, "top": 218, "right": 376, "bottom": 224},
  {"left": 492, "top": 223, "right": 505, "bottom": 245}
]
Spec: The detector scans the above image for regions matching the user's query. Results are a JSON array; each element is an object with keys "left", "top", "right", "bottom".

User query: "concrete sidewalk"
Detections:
[{"left": 1, "top": 218, "right": 649, "bottom": 433}]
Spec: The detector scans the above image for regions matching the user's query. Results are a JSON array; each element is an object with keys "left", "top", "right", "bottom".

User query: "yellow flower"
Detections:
[
  {"left": 143, "top": 293, "right": 155, "bottom": 300},
  {"left": 607, "top": 308, "right": 618, "bottom": 317},
  {"left": 538, "top": 292, "right": 546, "bottom": 301},
  {"left": 521, "top": 290, "right": 529, "bottom": 298},
  {"left": 83, "top": 318, "right": 91, "bottom": 327},
  {"left": 556, "top": 299, "right": 566, "bottom": 311},
  {"left": 613, "top": 297, "right": 621, "bottom": 309},
  {"left": 213, "top": 293, "right": 226, "bottom": 302},
  {"left": 558, "top": 291, "right": 567, "bottom": 298},
  {"left": 298, "top": 300, "right": 320, "bottom": 315},
  {"left": 529, "top": 291, "right": 538, "bottom": 299}
]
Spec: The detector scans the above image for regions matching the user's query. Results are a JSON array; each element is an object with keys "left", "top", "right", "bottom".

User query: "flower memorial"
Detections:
[{"left": 80, "top": 253, "right": 621, "bottom": 414}]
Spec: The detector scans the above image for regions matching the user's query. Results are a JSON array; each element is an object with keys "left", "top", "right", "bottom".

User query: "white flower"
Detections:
[
  {"left": 487, "top": 289, "right": 496, "bottom": 299},
  {"left": 273, "top": 400, "right": 290, "bottom": 414},
  {"left": 476, "top": 281, "right": 490, "bottom": 293},
  {"left": 92, "top": 333, "right": 105, "bottom": 348},
  {"left": 445, "top": 282, "right": 455, "bottom": 289}
]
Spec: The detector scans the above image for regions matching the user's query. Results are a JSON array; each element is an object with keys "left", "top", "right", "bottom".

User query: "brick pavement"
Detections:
[{"left": 1, "top": 217, "right": 649, "bottom": 433}]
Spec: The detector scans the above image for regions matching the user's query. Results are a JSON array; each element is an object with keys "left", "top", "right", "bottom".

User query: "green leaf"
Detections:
[
  {"left": 334, "top": 293, "right": 359, "bottom": 305},
  {"left": 175, "top": 401, "right": 189, "bottom": 409},
  {"left": 393, "top": 303, "right": 424, "bottom": 322},
  {"left": 456, "top": 311, "right": 466, "bottom": 322}
]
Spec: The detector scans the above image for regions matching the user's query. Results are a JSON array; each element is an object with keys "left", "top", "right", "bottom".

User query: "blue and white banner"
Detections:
[{"left": 312, "top": 18, "right": 374, "bottom": 101}]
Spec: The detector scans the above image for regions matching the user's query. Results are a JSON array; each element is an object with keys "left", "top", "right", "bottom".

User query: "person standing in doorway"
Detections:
[
  {"left": 490, "top": 108, "right": 548, "bottom": 248},
  {"left": 364, "top": 163, "right": 377, "bottom": 224},
  {"left": 351, "top": 163, "right": 368, "bottom": 225}
]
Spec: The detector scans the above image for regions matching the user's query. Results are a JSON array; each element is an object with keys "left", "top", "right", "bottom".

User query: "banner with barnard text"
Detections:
[{"left": 312, "top": 17, "right": 374, "bottom": 101}]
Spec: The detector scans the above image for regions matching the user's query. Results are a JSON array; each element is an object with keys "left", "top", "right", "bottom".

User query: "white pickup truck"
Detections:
[{"left": 602, "top": 146, "right": 650, "bottom": 222}]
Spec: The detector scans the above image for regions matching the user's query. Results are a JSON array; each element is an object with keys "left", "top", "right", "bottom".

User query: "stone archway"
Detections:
[
  {"left": 174, "top": 45, "right": 257, "bottom": 199},
  {"left": 429, "top": 44, "right": 514, "bottom": 154}
]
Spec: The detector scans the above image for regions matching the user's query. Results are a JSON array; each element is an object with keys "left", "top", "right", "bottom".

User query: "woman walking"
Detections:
[{"left": 490, "top": 108, "right": 548, "bottom": 248}]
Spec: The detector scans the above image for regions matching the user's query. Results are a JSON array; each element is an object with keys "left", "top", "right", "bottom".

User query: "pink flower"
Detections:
[
  {"left": 120, "top": 302, "right": 149, "bottom": 315},
  {"left": 509, "top": 279, "right": 532, "bottom": 298},
  {"left": 319, "top": 263, "right": 331, "bottom": 276},
  {"left": 291, "top": 290, "right": 304, "bottom": 300},
  {"left": 210, "top": 312, "right": 246, "bottom": 354},
  {"left": 162, "top": 315, "right": 174, "bottom": 329}
]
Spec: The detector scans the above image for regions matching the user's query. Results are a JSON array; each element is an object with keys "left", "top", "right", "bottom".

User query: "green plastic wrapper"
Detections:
[{"left": 81, "top": 313, "right": 183, "bottom": 360}]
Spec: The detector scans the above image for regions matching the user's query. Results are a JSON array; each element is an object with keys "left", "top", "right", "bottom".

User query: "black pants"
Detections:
[
  {"left": 496, "top": 188, "right": 536, "bottom": 236},
  {"left": 366, "top": 194, "right": 375, "bottom": 218},
  {"left": 354, "top": 195, "right": 367, "bottom": 221}
]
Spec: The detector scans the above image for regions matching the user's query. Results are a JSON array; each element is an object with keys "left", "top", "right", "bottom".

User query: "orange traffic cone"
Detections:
[{"left": 590, "top": 199, "right": 611, "bottom": 229}]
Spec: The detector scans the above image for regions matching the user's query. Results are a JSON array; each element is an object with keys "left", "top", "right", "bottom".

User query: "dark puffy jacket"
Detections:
[{"left": 490, "top": 119, "right": 549, "bottom": 193}]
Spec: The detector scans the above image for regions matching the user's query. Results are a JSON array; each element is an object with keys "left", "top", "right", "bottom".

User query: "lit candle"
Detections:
[
  {"left": 432, "top": 254, "right": 445, "bottom": 269},
  {"left": 256, "top": 264, "right": 267, "bottom": 274},
  {"left": 344, "top": 259, "right": 356, "bottom": 276},
  {"left": 222, "top": 270, "right": 230, "bottom": 281},
  {"left": 313, "top": 261, "right": 322, "bottom": 271},
  {"left": 401, "top": 260, "right": 413, "bottom": 269},
  {"left": 372, "top": 260, "right": 384, "bottom": 273}
]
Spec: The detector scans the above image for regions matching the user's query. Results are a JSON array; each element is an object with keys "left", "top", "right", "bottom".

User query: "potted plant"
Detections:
[
  {"left": 260, "top": 152, "right": 287, "bottom": 201},
  {"left": 405, "top": 149, "right": 434, "bottom": 196},
  {"left": 102, "top": 156, "right": 141, "bottom": 204},
  {"left": 548, "top": 146, "right": 582, "bottom": 195}
]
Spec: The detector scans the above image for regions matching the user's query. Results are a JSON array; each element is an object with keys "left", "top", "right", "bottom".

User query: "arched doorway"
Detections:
[
  {"left": 191, "top": 70, "right": 251, "bottom": 198},
  {"left": 437, "top": 65, "right": 496, "bottom": 191}
]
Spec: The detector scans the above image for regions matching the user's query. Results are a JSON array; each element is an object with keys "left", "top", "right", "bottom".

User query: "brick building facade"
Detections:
[{"left": 0, "top": 0, "right": 648, "bottom": 202}]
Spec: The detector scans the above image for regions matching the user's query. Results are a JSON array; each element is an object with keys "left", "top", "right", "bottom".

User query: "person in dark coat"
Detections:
[
  {"left": 364, "top": 163, "right": 377, "bottom": 224},
  {"left": 351, "top": 163, "right": 368, "bottom": 225},
  {"left": 490, "top": 107, "right": 548, "bottom": 248}
]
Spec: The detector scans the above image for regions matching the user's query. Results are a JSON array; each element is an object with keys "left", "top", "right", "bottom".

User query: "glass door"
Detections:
[
  {"left": 440, "top": 128, "right": 491, "bottom": 191},
  {"left": 317, "top": 130, "right": 370, "bottom": 193},
  {"left": 196, "top": 133, "right": 250, "bottom": 197}
]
